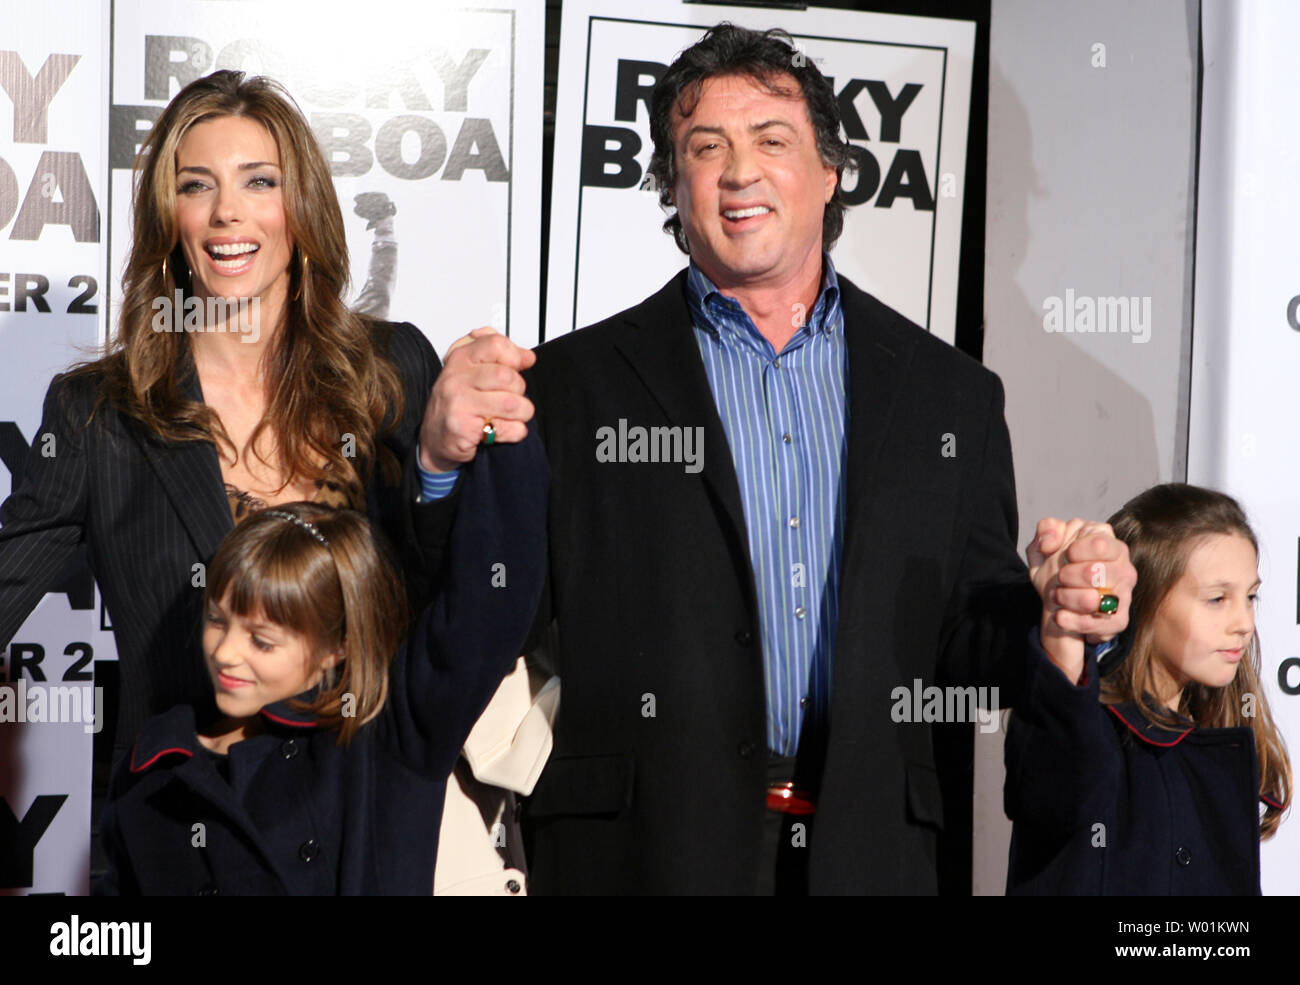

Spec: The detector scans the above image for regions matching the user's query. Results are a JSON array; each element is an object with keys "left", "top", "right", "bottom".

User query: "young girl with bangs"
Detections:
[
  {"left": 1006, "top": 483, "right": 1291, "bottom": 895},
  {"left": 94, "top": 436, "right": 546, "bottom": 896}
]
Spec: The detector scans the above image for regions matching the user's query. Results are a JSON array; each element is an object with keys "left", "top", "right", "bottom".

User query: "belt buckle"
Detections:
[{"left": 766, "top": 781, "right": 816, "bottom": 815}]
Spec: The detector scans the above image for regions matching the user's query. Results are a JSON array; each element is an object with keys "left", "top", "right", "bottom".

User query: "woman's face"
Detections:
[{"left": 174, "top": 115, "right": 293, "bottom": 316}]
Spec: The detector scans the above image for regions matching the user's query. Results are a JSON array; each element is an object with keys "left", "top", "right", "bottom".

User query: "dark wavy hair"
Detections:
[{"left": 647, "top": 23, "right": 857, "bottom": 254}]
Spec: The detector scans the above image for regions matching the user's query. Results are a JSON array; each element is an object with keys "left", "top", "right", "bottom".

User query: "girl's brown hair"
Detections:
[
  {"left": 1104, "top": 483, "right": 1290, "bottom": 836},
  {"left": 206, "top": 502, "right": 408, "bottom": 744},
  {"left": 72, "top": 69, "right": 403, "bottom": 490}
]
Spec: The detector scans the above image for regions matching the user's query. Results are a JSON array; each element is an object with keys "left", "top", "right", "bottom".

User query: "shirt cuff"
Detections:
[
  {"left": 416, "top": 462, "right": 461, "bottom": 502},
  {"left": 1087, "top": 638, "right": 1119, "bottom": 662}
]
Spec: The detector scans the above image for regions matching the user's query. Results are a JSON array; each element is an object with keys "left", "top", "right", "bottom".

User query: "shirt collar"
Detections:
[{"left": 686, "top": 254, "right": 843, "bottom": 341}]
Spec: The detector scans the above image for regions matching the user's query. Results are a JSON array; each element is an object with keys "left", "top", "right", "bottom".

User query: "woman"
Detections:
[{"left": 0, "top": 71, "right": 453, "bottom": 771}]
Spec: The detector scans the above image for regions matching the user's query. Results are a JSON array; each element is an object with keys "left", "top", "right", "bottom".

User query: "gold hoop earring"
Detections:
[{"left": 293, "top": 254, "right": 309, "bottom": 302}]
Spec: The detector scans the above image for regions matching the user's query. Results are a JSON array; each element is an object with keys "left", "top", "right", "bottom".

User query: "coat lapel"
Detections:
[
  {"left": 833, "top": 278, "right": 919, "bottom": 635},
  {"left": 130, "top": 366, "right": 233, "bottom": 562},
  {"left": 607, "top": 271, "right": 922, "bottom": 635},
  {"left": 130, "top": 706, "right": 295, "bottom": 891},
  {"left": 611, "top": 271, "right": 749, "bottom": 554}
]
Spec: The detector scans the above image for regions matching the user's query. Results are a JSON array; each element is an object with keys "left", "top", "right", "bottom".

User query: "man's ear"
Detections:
[{"left": 824, "top": 163, "right": 837, "bottom": 203}]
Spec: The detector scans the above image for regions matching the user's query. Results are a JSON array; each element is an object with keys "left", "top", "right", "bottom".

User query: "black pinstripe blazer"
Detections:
[{"left": 0, "top": 320, "right": 455, "bottom": 760}]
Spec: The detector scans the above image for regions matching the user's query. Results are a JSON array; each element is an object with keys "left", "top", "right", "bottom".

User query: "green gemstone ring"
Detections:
[
  {"left": 1097, "top": 592, "right": 1119, "bottom": 615},
  {"left": 482, "top": 421, "right": 497, "bottom": 446}
]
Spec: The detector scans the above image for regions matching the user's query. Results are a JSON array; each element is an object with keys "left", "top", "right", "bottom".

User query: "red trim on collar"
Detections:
[
  {"left": 1261, "top": 792, "right": 1286, "bottom": 811},
  {"left": 259, "top": 708, "right": 319, "bottom": 728},
  {"left": 1106, "top": 704, "right": 1193, "bottom": 747},
  {"left": 130, "top": 744, "right": 194, "bottom": 773}
]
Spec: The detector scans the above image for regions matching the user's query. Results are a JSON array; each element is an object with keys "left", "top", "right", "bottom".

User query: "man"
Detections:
[{"left": 420, "top": 24, "right": 1134, "bottom": 894}]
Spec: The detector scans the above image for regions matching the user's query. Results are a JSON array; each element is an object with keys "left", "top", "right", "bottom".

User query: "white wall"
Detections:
[{"left": 976, "top": 0, "right": 1198, "bottom": 895}]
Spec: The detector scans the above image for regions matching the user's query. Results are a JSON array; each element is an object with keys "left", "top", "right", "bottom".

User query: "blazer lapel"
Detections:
[
  {"left": 131, "top": 367, "right": 233, "bottom": 562},
  {"left": 834, "top": 278, "right": 919, "bottom": 633},
  {"left": 611, "top": 271, "right": 749, "bottom": 554}
]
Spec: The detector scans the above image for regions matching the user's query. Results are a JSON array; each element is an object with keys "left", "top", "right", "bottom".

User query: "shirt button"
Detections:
[
  {"left": 737, "top": 740, "right": 755, "bottom": 759},
  {"left": 506, "top": 879, "right": 522, "bottom": 894},
  {"left": 772, "top": 358, "right": 781, "bottom": 368},
  {"left": 1175, "top": 846, "right": 1191, "bottom": 866},
  {"left": 795, "top": 606, "right": 806, "bottom": 620},
  {"left": 788, "top": 516, "right": 800, "bottom": 529},
  {"left": 782, "top": 433, "right": 792, "bottom": 444},
  {"left": 281, "top": 738, "right": 299, "bottom": 759},
  {"left": 299, "top": 839, "right": 320, "bottom": 862},
  {"left": 800, "top": 696, "right": 809, "bottom": 709}
]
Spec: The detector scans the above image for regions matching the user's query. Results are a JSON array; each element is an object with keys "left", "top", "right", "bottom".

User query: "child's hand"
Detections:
[{"left": 1028, "top": 517, "right": 1088, "bottom": 682}]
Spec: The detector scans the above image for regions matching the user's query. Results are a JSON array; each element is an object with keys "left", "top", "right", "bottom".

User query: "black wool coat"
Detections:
[
  {"left": 1005, "top": 637, "right": 1274, "bottom": 895},
  {"left": 521, "top": 269, "right": 1042, "bottom": 894},
  {"left": 93, "top": 431, "right": 547, "bottom": 895}
]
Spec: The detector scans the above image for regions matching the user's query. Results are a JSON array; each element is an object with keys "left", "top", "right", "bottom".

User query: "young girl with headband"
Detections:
[
  {"left": 1006, "top": 483, "right": 1291, "bottom": 894},
  {"left": 94, "top": 434, "right": 546, "bottom": 895}
]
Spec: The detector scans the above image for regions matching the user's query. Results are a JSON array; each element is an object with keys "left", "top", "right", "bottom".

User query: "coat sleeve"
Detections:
[
  {"left": 374, "top": 321, "right": 462, "bottom": 614},
  {"left": 935, "top": 373, "right": 1043, "bottom": 704},
  {"left": 1003, "top": 631, "right": 1122, "bottom": 891},
  {"left": 0, "top": 373, "right": 91, "bottom": 651},
  {"left": 381, "top": 421, "right": 549, "bottom": 777}
]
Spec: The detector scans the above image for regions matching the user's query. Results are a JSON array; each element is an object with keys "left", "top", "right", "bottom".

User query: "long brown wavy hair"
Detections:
[
  {"left": 1104, "top": 483, "right": 1291, "bottom": 837},
  {"left": 72, "top": 70, "right": 403, "bottom": 490},
  {"left": 206, "top": 502, "right": 407, "bottom": 744}
]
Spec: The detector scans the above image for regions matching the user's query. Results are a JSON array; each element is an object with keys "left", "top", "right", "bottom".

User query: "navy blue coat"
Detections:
[
  {"left": 93, "top": 431, "right": 547, "bottom": 896},
  {"left": 1005, "top": 635, "right": 1275, "bottom": 895}
]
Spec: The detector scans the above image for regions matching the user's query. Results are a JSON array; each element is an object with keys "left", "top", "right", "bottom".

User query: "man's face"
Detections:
[{"left": 669, "top": 72, "right": 837, "bottom": 291}]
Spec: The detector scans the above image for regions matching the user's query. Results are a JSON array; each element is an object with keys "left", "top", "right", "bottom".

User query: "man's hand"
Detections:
[
  {"left": 1027, "top": 517, "right": 1137, "bottom": 682},
  {"left": 418, "top": 327, "right": 537, "bottom": 473}
]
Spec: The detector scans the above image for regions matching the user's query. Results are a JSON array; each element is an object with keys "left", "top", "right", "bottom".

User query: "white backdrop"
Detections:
[
  {"left": 1191, "top": 0, "right": 1300, "bottom": 895},
  {"left": 0, "top": 0, "right": 110, "bottom": 898},
  {"left": 546, "top": 0, "right": 974, "bottom": 343},
  {"left": 109, "top": 0, "right": 543, "bottom": 352}
]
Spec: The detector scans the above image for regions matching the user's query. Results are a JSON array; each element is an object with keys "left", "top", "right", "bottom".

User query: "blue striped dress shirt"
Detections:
[{"left": 687, "top": 257, "right": 848, "bottom": 757}]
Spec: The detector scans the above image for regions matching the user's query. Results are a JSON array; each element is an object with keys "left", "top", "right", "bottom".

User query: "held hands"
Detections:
[
  {"left": 1027, "top": 517, "right": 1137, "bottom": 684},
  {"left": 418, "top": 327, "right": 537, "bottom": 473}
]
